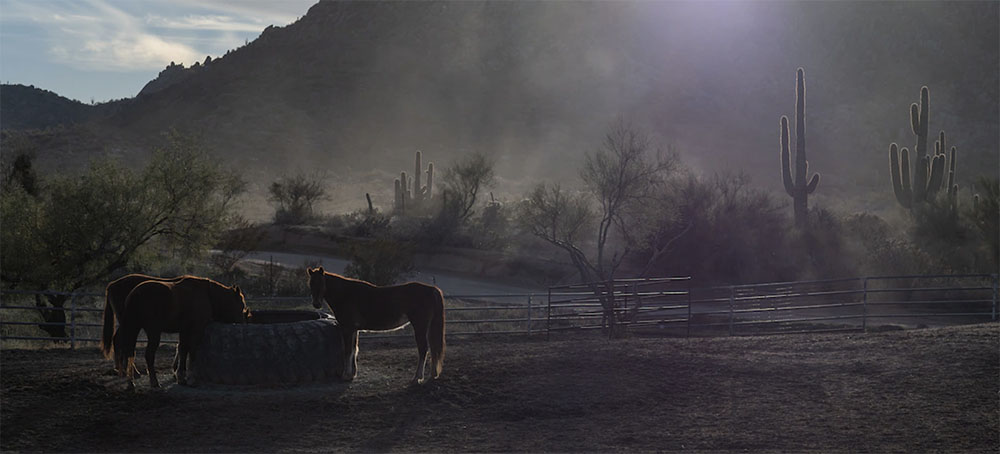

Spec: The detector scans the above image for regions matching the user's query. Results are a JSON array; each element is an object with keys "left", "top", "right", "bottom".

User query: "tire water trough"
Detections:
[{"left": 191, "top": 310, "right": 344, "bottom": 385}]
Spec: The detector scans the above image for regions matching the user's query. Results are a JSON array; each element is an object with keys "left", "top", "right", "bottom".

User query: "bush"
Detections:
[
  {"left": 343, "top": 237, "right": 415, "bottom": 286},
  {"left": 268, "top": 173, "right": 328, "bottom": 225},
  {"left": 641, "top": 172, "right": 797, "bottom": 285}
]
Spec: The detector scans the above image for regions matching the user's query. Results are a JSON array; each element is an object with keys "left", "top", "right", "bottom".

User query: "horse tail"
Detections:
[
  {"left": 118, "top": 282, "right": 154, "bottom": 378},
  {"left": 101, "top": 286, "right": 115, "bottom": 359},
  {"left": 429, "top": 288, "right": 446, "bottom": 378}
]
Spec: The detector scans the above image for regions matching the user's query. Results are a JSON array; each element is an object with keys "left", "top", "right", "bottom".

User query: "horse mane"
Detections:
[
  {"left": 317, "top": 270, "right": 377, "bottom": 289},
  {"left": 178, "top": 275, "right": 233, "bottom": 289}
]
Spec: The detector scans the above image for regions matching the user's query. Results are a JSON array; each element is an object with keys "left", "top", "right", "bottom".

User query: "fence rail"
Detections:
[{"left": 2, "top": 274, "right": 997, "bottom": 347}]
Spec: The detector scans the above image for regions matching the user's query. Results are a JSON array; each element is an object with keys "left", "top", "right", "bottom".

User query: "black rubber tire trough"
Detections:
[{"left": 191, "top": 310, "right": 344, "bottom": 385}]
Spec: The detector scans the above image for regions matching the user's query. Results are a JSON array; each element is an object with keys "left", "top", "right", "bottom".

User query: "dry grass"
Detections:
[{"left": 2, "top": 323, "right": 997, "bottom": 452}]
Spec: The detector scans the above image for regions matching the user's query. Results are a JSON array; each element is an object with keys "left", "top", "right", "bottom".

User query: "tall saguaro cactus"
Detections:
[
  {"left": 780, "top": 68, "right": 820, "bottom": 227},
  {"left": 888, "top": 86, "right": 956, "bottom": 210},
  {"left": 393, "top": 150, "right": 435, "bottom": 214}
]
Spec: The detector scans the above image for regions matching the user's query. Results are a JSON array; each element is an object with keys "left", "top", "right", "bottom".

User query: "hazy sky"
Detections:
[{"left": 0, "top": 0, "right": 315, "bottom": 103}]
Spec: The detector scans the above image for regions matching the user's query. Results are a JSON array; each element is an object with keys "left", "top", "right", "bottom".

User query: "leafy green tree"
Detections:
[{"left": 0, "top": 133, "right": 245, "bottom": 337}]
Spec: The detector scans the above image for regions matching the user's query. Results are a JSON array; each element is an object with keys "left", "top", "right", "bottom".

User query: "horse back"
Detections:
[
  {"left": 123, "top": 280, "right": 181, "bottom": 330},
  {"left": 107, "top": 274, "right": 185, "bottom": 319},
  {"left": 346, "top": 281, "right": 442, "bottom": 330}
]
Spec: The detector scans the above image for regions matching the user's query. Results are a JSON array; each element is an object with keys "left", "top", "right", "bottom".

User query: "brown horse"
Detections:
[
  {"left": 116, "top": 276, "right": 249, "bottom": 389},
  {"left": 308, "top": 267, "right": 445, "bottom": 384},
  {"left": 102, "top": 274, "right": 185, "bottom": 376}
]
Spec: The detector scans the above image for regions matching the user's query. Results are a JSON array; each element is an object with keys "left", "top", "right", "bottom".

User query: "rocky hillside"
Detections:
[{"left": 3, "top": 1, "right": 997, "bottom": 205}]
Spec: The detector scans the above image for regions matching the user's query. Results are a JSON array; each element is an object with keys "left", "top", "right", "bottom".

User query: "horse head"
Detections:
[
  {"left": 214, "top": 283, "right": 250, "bottom": 324},
  {"left": 308, "top": 266, "right": 326, "bottom": 309}
]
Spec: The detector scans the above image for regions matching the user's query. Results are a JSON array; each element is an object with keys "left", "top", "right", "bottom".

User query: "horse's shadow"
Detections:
[{"left": 158, "top": 378, "right": 352, "bottom": 398}]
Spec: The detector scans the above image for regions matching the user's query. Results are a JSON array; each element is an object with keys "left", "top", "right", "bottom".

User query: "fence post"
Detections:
[
  {"left": 546, "top": 288, "right": 552, "bottom": 341},
  {"left": 686, "top": 278, "right": 693, "bottom": 338},
  {"left": 992, "top": 275, "right": 998, "bottom": 322},
  {"left": 728, "top": 286, "right": 735, "bottom": 337},
  {"left": 527, "top": 294, "right": 532, "bottom": 336},
  {"left": 69, "top": 293, "right": 78, "bottom": 350},
  {"left": 862, "top": 277, "right": 869, "bottom": 333},
  {"left": 686, "top": 285, "right": 692, "bottom": 338}
]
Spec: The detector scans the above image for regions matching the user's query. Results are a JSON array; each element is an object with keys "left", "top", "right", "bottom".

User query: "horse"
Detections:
[
  {"left": 308, "top": 267, "right": 445, "bottom": 384},
  {"left": 102, "top": 274, "right": 185, "bottom": 377},
  {"left": 116, "top": 276, "right": 250, "bottom": 389}
]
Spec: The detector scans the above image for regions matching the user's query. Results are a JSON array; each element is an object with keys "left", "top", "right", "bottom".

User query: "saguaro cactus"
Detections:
[
  {"left": 393, "top": 151, "right": 434, "bottom": 214},
  {"left": 780, "top": 68, "right": 820, "bottom": 227},
  {"left": 888, "top": 86, "right": 955, "bottom": 210}
]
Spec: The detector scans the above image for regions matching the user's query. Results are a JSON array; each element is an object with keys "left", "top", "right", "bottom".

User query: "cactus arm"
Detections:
[
  {"left": 947, "top": 145, "right": 956, "bottom": 191},
  {"left": 901, "top": 147, "right": 913, "bottom": 207},
  {"left": 890, "top": 143, "right": 912, "bottom": 208},
  {"left": 780, "top": 116, "right": 795, "bottom": 197},
  {"left": 927, "top": 154, "right": 945, "bottom": 196},
  {"left": 414, "top": 151, "right": 422, "bottom": 203},
  {"left": 910, "top": 104, "right": 920, "bottom": 135},
  {"left": 806, "top": 173, "right": 820, "bottom": 194},
  {"left": 426, "top": 162, "right": 434, "bottom": 200}
]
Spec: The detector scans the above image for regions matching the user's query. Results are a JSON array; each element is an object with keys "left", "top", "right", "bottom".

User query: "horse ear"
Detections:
[
  {"left": 234, "top": 285, "right": 241, "bottom": 293},
  {"left": 317, "top": 266, "right": 325, "bottom": 273}
]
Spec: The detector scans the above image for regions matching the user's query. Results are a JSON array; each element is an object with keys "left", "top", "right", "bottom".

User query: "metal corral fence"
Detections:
[
  {"left": 547, "top": 274, "right": 999, "bottom": 337},
  {"left": 0, "top": 290, "right": 548, "bottom": 347},
  {"left": 1, "top": 274, "right": 997, "bottom": 347}
]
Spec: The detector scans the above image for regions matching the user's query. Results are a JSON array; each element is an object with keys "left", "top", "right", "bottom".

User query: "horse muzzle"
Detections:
[{"left": 311, "top": 298, "right": 323, "bottom": 309}]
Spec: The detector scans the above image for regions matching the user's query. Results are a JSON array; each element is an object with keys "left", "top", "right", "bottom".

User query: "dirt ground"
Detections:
[{"left": 2, "top": 324, "right": 998, "bottom": 453}]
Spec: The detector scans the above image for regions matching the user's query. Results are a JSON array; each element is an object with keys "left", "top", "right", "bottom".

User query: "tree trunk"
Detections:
[{"left": 35, "top": 294, "right": 68, "bottom": 338}]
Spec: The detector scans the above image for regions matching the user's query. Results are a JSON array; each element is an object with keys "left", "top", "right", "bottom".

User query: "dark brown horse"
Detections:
[
  {"left": 102, "top": 274, "right": 185, "bottom": 376},
  {"left": 117, "top": 276, "right": 249, "bottom": 389},
  {"left": 308, "top": 267, "right": 445, "bottom": 384}
]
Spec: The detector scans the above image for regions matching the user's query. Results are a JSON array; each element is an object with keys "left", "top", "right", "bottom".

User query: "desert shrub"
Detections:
[
  {"left": 343, "top": 237, "right": 415, "bottom": 285},
  {"left": 790, "top": 208, "right": 856, "bottom": 280},
  {"left": 470, "top": 194, "right": 512, "bottom": 250},
  {"left": 414, "top": 189, "right": 469, "bottom": 247},
  {"left": 641, "top": 172, "right": 797, "bottom": 285},
  {"left": 268, "top": 173, "right": 328, "bottom": 225},
  {"left": 441, "top": 152, "right": 496, "bottom": 222},
  {"left": 349, "top": 209, "right": 391, "bottom": 238},
  {"left": 841, "top": 213, "right": 931, "bottom": 276},
  {"left": 965, "top": 177, "right": 999, "bottom": 271}
]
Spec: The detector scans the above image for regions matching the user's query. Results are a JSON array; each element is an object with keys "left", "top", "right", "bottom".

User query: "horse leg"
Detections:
[
  {"left": 341, "top": 330, "right": 359, "bottom": 381},
  {"left": 410, "top": 319, "right": 430, "bottom": 385},
  {"left": 185, "top": 330, "right": 203, "bottom": 387},
  {"left": 145, "top": 330, "right": 161, "bottom": 388},
  {"left": 175, "top": 335, "right": 190, "bottom": 386}
]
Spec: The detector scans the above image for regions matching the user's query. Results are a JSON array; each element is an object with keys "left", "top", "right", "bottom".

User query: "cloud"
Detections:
[
  {"left": 144, "top": 14, "right": 271, "bottom": 33},
  {"left": 1, "top": 0, "right": 312, "bottom": 72}
]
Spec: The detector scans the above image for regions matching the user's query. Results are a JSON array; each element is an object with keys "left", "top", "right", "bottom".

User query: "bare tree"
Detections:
[
  {"left": 441, "top": 152, "right": 496, "bottom": 222},
  {"left": 519, "top": 119, "right": 681, "bottom": 337},
  {"left": 268, "top": 173, "right": 328, "bottom": 225}
]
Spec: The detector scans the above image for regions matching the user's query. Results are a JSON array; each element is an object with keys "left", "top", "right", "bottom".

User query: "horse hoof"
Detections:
[{"left": 126, "top": 382, "right": 136, "bottom": 392}]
